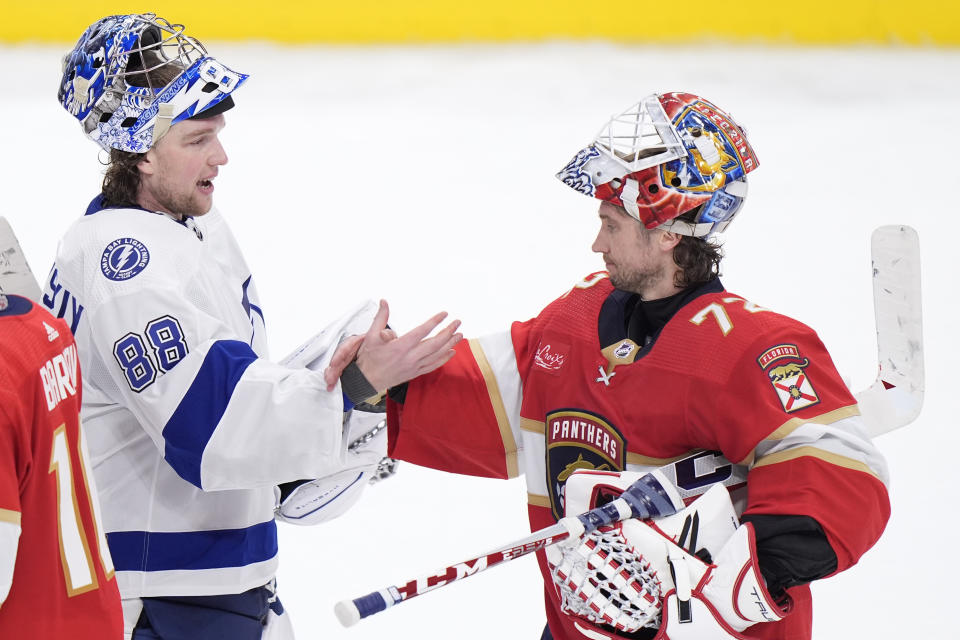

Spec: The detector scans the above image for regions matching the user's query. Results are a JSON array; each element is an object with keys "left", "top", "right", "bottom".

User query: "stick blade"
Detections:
[
  {"left": 855, "top": 225, "right": 924, "bottom": 437},
  {"left": 0, "top": 217, "right": 43, "bottom": 302}
]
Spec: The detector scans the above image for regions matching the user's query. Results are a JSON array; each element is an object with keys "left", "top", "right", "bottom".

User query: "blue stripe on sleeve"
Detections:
[
  {"left": 162, "top": 340, "right": 258, "bottom": 488},
  {"left": 107, "top": 520, "right": 278, "bottom": 572}
]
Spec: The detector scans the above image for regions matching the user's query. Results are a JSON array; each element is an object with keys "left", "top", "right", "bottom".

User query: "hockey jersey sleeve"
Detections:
[
  {"left": 388, "top": 328, "right": 530, "bottom": 479},
  {"left": 686, "top": 309, "right": 890, "bottom": 574},
  {"left": 88, "top": 291, "right": 349, "bottom": 491},
  {"left": 66, "top": 211, "right": 352, "bottom": 492},
  {"left": 0, "top": 393, "right": 24, "bottom": 606}
]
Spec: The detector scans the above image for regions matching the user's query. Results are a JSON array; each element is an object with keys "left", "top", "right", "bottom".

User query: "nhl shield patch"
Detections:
[
  {"left": 545, "top": 409, "right": 626, "bottom": 519},
  {"left": 757, "top": 344, "right": 820, "bottom": 413}
]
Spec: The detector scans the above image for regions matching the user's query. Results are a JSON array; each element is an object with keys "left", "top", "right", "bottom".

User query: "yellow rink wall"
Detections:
[{"left": 2, "top": 1, "right": 958, "bottom": 45}]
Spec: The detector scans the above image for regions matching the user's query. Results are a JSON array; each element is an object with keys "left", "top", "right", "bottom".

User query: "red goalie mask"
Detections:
[{"left": 556, "top": 92, "right": 759, "bottom": 238}]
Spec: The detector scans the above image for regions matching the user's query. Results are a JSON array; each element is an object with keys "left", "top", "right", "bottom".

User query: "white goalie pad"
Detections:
[{"left": 546, "top": 470, "right": 742, "bottom": 636}]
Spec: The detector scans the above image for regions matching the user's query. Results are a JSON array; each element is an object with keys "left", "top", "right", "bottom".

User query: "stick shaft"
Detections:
[
  {"left": 337, "top": 523, "right": 569, "bottom": 624},
  {"left": 335, "top": 470, "right": 682, "bottom": 626}
]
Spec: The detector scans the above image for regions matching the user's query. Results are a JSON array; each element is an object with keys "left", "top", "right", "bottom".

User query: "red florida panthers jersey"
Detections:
[
  {"left": 388, "top": 273, "right": 889, "bottom": 640},
  {"left": 0, "top": 294, "right": 122, "bottom": 638}
]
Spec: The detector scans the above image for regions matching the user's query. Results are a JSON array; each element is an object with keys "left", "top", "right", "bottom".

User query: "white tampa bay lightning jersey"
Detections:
[{"left": 42, "top": 199, "right": 351, "bottom": 599}]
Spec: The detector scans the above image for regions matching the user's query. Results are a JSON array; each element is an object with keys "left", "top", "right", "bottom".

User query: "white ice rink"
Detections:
[{"left": 1, "top": 41, "right": 957, "bottom": 638}]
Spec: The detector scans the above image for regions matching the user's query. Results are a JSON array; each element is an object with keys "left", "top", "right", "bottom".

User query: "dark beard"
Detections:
[
  {"left": 609, "top": 264, "right": 665, "bottom": 295},
  {"left": 153, "top": 181, "right": 210, "bottom": 217}
]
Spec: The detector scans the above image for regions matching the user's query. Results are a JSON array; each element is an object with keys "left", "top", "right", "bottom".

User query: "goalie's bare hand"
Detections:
[
  {"left": 324, "top": 300, "right": 462, "bottom": 392},
  {"left": 324, "top": 334, "right": 365, "bottom": 390}
]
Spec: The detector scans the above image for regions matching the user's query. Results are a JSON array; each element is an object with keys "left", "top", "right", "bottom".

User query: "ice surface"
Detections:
[{"left": 2, "top": 41, "right": 956, "bottom": 638}]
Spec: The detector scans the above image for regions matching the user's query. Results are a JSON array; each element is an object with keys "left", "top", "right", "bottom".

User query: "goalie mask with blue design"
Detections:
[
  {"left": 59, "top": 13, "right": 249, "bottom": 153},
  {"left": 557, "top": 92, "right": 759, "bottom": 238}
]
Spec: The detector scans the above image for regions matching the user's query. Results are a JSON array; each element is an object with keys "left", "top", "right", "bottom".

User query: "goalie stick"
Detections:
[
  {"left": 334, "top": 225, "right": 926, "bottom": 627},
  {"left": 0, "top": 217, "right": 42, "bottom": 302},
  {"left": 334, "top": 470, "right": 684, "bottom": 627}
]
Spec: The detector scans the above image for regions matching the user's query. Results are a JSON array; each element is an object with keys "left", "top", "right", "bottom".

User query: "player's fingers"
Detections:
[
  {"left": 396, "top": 311, "right": 449, "bottom": 345},
  {"left": 364, "top": 300, "right": 390, "bottom": 339},
  {"left": 413, "top": 326, "right": 462, "bottom": 368},
  {"left": 409, "top": 321, "right": 462, "bottom": 359},
  {"left": 437, "top": 330, "right": 463, "bottom": 354},
  {"left": 415, "top": 347, "right": 459, "bottom": 376},
  {"left": 323, "top": 335, "right": 363, "bottom": 389},
  {"left": 430, "top": 334, "right": 463, "bottom": 365}
]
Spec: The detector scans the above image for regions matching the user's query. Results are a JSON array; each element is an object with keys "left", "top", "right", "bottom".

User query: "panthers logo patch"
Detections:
[{"left": 545, "top": 409, "right": 625, "bottom": 519}]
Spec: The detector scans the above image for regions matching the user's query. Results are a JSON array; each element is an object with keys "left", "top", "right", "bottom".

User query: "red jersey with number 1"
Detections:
[{"left": 0, "top": 294, "right": 122, "bottom": 638}]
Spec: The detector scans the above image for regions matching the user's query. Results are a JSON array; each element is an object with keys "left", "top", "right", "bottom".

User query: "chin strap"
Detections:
[
  {"left": 655, "top": 217, "right": 719, "bottom": 238},
  {"left": 151, "top": 103, "right": 175, "bottom": 146}
]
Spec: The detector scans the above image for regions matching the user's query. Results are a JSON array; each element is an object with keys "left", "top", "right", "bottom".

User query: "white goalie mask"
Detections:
[{"left": 58, "top": 13, "right": 248, "bottom": 153}]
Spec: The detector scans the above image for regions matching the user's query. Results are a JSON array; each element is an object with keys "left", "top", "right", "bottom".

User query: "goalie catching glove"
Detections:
[
  {"left": 274, "top": 301, "right": 389, "bottom": 526},
  {"left": 547, "top": 470, "right": 790, "bottom": 639}
]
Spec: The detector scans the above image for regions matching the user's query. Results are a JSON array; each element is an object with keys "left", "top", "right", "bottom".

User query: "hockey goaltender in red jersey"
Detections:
[
  {"left": 383, "top": 93, "right": 890, "bottom": 639},
  {"left": 0, "top": 292, "right": 123, "bottom": 638}
]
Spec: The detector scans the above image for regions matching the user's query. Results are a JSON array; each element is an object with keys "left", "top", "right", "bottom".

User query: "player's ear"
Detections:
[
  {"left": 137, "top": 150, "right": 156, "bottom": 176},
  {"left": 658, "top": 229, "right": 682, "bottom": 252}
]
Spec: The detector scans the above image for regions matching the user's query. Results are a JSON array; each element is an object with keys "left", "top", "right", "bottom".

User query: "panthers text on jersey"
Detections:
[
  {"left": 388, "top": 272, "right": 889, "bottom": 640},
  {"left": 0, "top": 294, "right": 123, "bottom": 638}
]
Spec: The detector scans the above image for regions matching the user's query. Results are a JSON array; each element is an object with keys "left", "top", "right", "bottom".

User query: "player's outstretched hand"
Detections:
[
  {"left": 357, "top": 300, "right": 461, "bottom": 391},
  {"left": 324, "top": 300, "right": 461, "bottom": 392}
]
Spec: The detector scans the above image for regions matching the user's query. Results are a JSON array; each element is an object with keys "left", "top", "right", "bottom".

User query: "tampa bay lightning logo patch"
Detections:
[{"left": 100, "top": 238, "right": 150, "bottom": 281}]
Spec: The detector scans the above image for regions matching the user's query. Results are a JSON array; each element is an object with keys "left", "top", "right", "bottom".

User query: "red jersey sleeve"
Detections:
[
  {"left": 388, "top": 323, "right": 535, "bottom": 479},
  {"left": 687, "top": 304, "right": 890, "bottom": 572}
]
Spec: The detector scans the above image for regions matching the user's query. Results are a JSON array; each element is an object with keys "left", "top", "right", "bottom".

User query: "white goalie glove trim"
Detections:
[{"left": 279, "top": 298, "right": 379, "bottom": 373}]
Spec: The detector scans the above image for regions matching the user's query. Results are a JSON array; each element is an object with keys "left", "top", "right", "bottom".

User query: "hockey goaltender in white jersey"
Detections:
[
  {"left": 47, "top": 14, "right": 460, "bottom": 638},
  {"left": 43, "top": 202, "right": 355, "bottom": 597}
]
